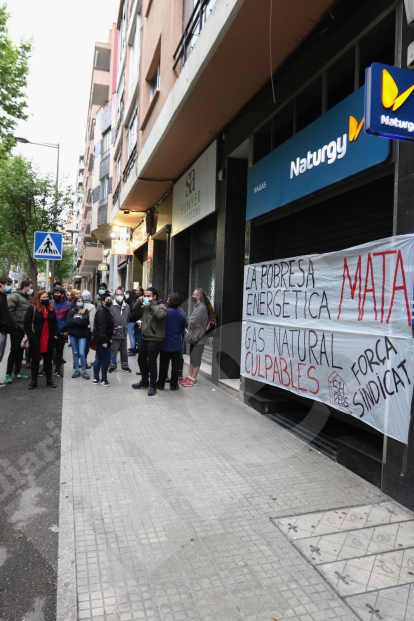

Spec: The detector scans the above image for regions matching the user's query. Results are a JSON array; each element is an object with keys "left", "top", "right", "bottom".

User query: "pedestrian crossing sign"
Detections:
[{"left": 34, "top": 231, "right": 63, "bottom": 260}]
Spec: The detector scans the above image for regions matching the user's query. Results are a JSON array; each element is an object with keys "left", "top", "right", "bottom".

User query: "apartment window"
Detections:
[
  {"left": 150, "top": 62, "right": 160, "bottom": 101},
  {"left": 127, "top": 110, "right": 137, "bottom": 157},
  {"left": 100, "top": 176, "right": 109, "bottom": 203},
  {"left": 118, "top": 1, "right": 127, "bottom": 69},
  {"left": 117, "top": 73, "right": 125, "bottom": 132},
  {"left": 129, "top": 13, "right": 142, "bottom": 93},
  {"left": 89, "top": 119, "right": 95, "bottom": 139},
  {"left": 102, "top": 130, "right": 111, "bottom": 159}
]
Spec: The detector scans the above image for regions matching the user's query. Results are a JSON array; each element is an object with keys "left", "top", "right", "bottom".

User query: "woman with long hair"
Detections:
[
  {"left": 23, "top": 290, "right": 59, "bottom": 390},
  {"left": 181, "top": 288, "right": 216, "bottom": 387},
  {"left": 66, "top": 294, "right": 90, "bottom": 379}
]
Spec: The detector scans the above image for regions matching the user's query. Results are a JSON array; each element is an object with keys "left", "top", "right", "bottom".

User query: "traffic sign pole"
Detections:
[{"left": 46, "top": 260, "right": 50, "bottom": 292}]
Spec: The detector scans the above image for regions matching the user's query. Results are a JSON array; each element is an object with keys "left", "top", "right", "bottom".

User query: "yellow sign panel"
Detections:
[{"left": 111, "top": 240, "right": 132, "bottom": 255}]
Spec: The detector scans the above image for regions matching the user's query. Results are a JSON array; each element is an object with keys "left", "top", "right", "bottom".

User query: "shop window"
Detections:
[
  {"left": 295, "top": 76, "right": 322, "bottom": 132},
  {"left": 358, "top": 11, "right": 396, "bottom": 87},
  {"left": 327, "top": 47, "right": 355, "bottom": 110},
  {"left": 272, "top": 100, "right": 294, "bottom": 150},
  {"left": 253, "top": 120, "right": 272, "bottom": 165}
]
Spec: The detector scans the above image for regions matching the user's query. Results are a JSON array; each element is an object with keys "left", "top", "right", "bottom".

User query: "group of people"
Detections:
[{"left": 0, "top": 276, "right": 216, "bottom": 396}]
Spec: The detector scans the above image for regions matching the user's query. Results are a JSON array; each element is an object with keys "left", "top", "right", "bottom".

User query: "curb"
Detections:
[{"left": 56, "top": 373, "right": 77, "bottom": 621}]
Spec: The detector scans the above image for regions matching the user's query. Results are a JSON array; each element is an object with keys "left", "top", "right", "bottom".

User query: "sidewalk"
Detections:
[{"left": 57, "top": 351, "right": 412, "bottom": 621}]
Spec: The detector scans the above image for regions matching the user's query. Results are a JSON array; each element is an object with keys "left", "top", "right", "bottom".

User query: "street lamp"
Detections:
[{"left": 14, "top": 136, "right": 60, "bottom": 291}]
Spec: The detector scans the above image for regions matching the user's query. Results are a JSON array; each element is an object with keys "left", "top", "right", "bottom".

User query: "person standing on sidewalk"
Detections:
[
  {"left": 157, "top": 293, "right": 186, "bottom": 392},
  {"left": 94, "top": 283, "right": 110, "bottom": 308},
  {"left": 81, "top": 290, "right": 96, "bottom": 367},
  {"left": 108, "top": 288, "right": 131, "bottom": 374},
  {"left": 125, "top": 289, "right": 139, "bottom": 356},
  {"left": 4, "top": 280, "right": 33, "bottom": 384},
  {"left": 24, "top": 290, "right": 59, "bottom": 390},
  {"left": 0, "top": 276, "right": 11, "bottom": 388},
  {"left": 51, "top": 287, "right": 71, "bottom": 377},
  {"left": 181, "top": 288, "right": 212, "bottom": 387},
  {"left": 129, "top": 287, "right": 144, "bottom": 356},
  {"left": 93, "top": 293, "right": 114, "bottom": 387},
  {"left": 132, "top": 287, "right": 167, "bottom": 396},
  {"left": 66, "top": 296, "right": 90, "bottom": 380}
]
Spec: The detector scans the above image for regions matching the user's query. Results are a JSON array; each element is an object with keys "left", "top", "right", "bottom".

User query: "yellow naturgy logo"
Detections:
[
  {"left": 382, "top": 69, "right": 414, "bottom": 112},
  {"left": 349, "top": 116, "right": 364, "bottom": 142}
]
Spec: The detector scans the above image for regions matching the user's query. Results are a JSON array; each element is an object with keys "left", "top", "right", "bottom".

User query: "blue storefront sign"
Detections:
[
  {"left": 365, "top": 62, "right": 414, "bottom": 141},
  {"left": 246, "top": 87, "right": 390, "bottom": 221}
]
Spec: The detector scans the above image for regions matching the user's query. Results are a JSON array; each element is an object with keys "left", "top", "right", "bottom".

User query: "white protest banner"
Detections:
[{"left": 241, "top": 235, "right": 414, "bottom": 443}]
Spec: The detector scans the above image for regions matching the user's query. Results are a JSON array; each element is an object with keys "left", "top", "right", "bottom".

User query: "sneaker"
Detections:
[
  {"left": 132, "top": 381, "right": 149, "bottom": 389},
  {"left": 122, "top": 367, "right": 132, "bottom": 373},
  {"left": 47, "top": 380, "right": 57, "bottom": 388},
  {"left": 38, "top": 370, "right": 45, "bottom": 377},
  {"left": 0, "top": 382, "right": 5, "bottom": 388},
  {"left": 179, "top": 376, "right": 190, "bottom": 384},
  {"left": 15, "top": 373, "right": 29, "bottom": 379},
  {"left": 4, "top": 374, "right": 13, "bottom": 384},
  {"left": 170, "top": 386, "right": 179, "bottom": 391},
  {"left": 100, "top": 380, "right": 110, "bottom": 387},
  {"left": 148, "top": 386, "right": 157, "bottom": 396},
  {"left": 82, "top": 372, "right": 90, "bottom": 380},
  {"left": 28, "top": 382, "right": 37, "bottom": 390},
  {"left": 72, "top": 370, "right": 81, "bottom": 378},
  {"left": 182, "top": 378, "right": 198, "bottom": 387},
  {"left": 127, "top": 351, "right": 135, "bottom": 357},
  {"left": 108, "top": 367, "right": 115, "bottom": 373},
  {"left": 85, "top": 364, "right": 92, "bottom": 370},
  {"left": 54, "top": 370, "right": 63, "bottom": 378},
  {"left": 93, "top": 378, "right": 100, "bottom": 385}
]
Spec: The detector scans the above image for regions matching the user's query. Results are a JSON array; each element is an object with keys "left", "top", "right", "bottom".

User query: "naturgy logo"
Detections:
[
  {"left": 185, "top": 169, "right": 195, "bottom": 197},
  {"left": 290, "top": 114, "right": 363, "bottom": 180},
  {"left": 380, "top": 69, "right": 414, "bottom": 134}
]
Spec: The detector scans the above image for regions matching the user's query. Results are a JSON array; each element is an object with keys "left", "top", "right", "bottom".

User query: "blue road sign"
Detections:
[{"left": 34, "top": 231, "right": 63, "bottom": 260}]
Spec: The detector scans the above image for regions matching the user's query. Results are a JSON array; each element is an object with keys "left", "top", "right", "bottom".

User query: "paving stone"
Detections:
[{"left": 60, "top": 355, "right": 394, "bottom": 620}]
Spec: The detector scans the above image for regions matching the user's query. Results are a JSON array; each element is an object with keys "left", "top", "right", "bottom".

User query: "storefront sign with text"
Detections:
[{"left": 241, "top": 235, "right": 414, "bottom": 443}]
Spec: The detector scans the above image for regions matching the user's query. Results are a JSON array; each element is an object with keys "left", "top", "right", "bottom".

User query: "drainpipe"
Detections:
[{"left": 164, "top": 225, "right": 171, "bottom": 297}]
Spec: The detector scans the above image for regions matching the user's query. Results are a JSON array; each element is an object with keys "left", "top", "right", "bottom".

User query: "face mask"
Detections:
[
  {"left": 76, "top": 301, "right": 84, "bottom": 308},
  {"left": 41, "top": 299, "right": 49, "bottom": 306},
  {"left": 4, "top": 285, "right": 11, "bottom": 293},
  {"left": 27, "top": 289, "right": 33, "bottom": 296},
  {"left": 99, "top": 289, "right": 106, "bottom": 295},
  {"left": 53, "top": 294, "right": 62, "bottom": 301},
  {"left": 191, "top": 296, "right": 196, "bottom": 302},
  {"left": 105, "top": 300, "right": 112, "bottom": 307},
  {"left": 125, "top": 293, "right": 129, "bottom": 299},
  {"left": 143, "top": 297, "right": 151, "bottom": 306},
  {"left": 116, "top": 295, "right": 124, "bottom": 303}
]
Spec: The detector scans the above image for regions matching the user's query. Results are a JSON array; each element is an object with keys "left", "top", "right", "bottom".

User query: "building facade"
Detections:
[{"left": 74, "top": 0, "right": 414, "bottom": 508}]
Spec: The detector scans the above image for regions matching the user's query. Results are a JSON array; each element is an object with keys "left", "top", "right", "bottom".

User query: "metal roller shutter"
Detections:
[{"left": 250, "top": 174, "right": 394, "bottom": 263}]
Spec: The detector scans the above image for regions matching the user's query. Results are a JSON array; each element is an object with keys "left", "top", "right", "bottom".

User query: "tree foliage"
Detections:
[
  {"left": 0, "top": 154, "right": 74, "bottom": 290},
  {"left": 0, "top": 4, "right": 32, "bottom": 157}
]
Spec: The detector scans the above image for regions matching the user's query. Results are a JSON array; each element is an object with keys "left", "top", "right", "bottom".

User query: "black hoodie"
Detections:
[{"left": 0, "top": 290, "right": 10, "bottom": 334}]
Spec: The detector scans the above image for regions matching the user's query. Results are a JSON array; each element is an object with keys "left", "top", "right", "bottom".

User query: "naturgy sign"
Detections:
[
  {"left": 365, "top": 63, "right": 414, "bottom": 141},
  {"left": 247, "top": 87, "right": 390, "bottom": 221}
]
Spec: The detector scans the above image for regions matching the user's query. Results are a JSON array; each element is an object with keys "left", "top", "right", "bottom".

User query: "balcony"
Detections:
[
  {"left": 123, "top": 144, "right": 137, "bottom": 183},
  {"left": 79, "top": 242, "right": 103, "bottom": 276},
  {"left": 173, "top": 0, "right": 216, "bottom": 71}
]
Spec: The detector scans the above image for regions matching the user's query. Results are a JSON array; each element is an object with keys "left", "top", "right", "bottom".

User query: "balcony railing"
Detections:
[
  {"left": 173, "top": 0, "right": 215, "bottom": 71},
  {"left": 113, "top": 180, "right": 121, "bottom": 204},
  {"left": 123, "top": 144, "right": 137, "bottom": 182}
]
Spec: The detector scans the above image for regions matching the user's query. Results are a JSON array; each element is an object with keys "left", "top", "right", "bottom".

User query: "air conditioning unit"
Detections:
[
  {"left": 405, "top": 0, "right": 414, "bottom": 26},
  {"left": 145, "top": 212, "right": 153, "bottom": 236}
]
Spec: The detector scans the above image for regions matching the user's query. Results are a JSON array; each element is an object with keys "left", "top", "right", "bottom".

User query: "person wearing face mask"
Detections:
[
  {"left": 4, "top": 279, "right": 33, "bottom": 384},
  {"left": 93, "top": 294, "right": 115, "bottom": 386},
  {"left": 66, "top": 295, "right": 90, "bottom": 379},
  {"left": 81, "top": 290, "right": 96, "bottom": 366},
  {"left": 131, "top": 287, "right": 167, "bottom": 396},
  {"left": 129, "top": 287, "right": 144, "bottom": 356},
  {"left": 94, "top": 283, "right": 110, "bottom": 308},
  {"left": 108, "top": 287, "right": 131, "bottom": 373},
  {"left": 125, "top": 289, "right": 139, "bottom": 356},
  {"left": 51, "top": 287, "right": 71, "bottom": 377},
  {"left": 0, "top": 276, "right": 12, "bottom": 388},
  {"left": 24, "top": 290, "right": 59, "bottom": 389}
]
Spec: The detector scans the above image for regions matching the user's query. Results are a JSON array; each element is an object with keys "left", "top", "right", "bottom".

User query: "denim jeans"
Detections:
[
  {"left": 94, "top": 342, "right": 112, "bottom": 382},
  {"left": 127, "top": 322, "right": 136, "bottom": 350},
  {"left": 70, "top": 336, "right": 87, "bottom": 372}
]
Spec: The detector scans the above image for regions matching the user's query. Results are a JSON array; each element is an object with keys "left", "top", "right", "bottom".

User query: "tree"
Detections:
[
  {"left": 0, "top": 4, "right": 32, "bottom": 157},
  {"left": 0, "top": 154, "right": 74, "bottom": 290}
]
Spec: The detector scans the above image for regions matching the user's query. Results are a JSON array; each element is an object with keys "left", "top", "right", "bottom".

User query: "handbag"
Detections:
[
  {"left": 20, "top": 307, "right": 35, "bottom": 349},
  {"left": 89, "top": 335, "right": 96, "bottom": 351}
]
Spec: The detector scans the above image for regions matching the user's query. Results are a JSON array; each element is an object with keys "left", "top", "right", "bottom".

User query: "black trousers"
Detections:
[
  {"left": 54, "top": 333, "right": 66, "bottom": 372},
  {"left": 31, "top": 348, "right": 53, "bottom": 382},
  {"left": 138, "top": 340, "right": 162, "bottom": 388},
  {"left": 158, "top": 351, "right": 181, "bottom": 388},
  {"left": 6, "top": 326, "right": 25, "bottom": 375}
]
